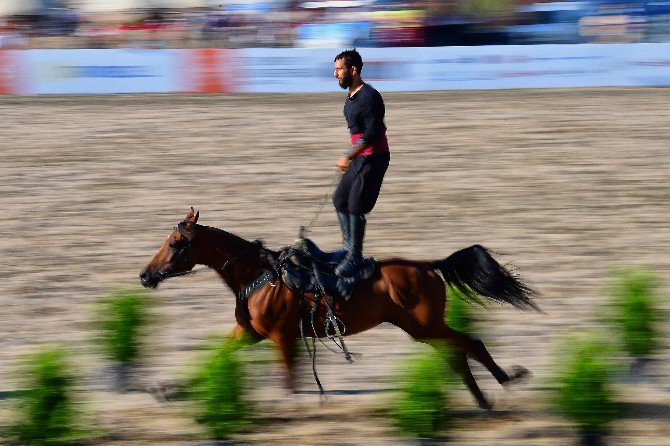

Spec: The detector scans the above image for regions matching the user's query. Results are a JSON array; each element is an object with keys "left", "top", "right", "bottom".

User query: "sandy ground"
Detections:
[{"left": 1, "top": 88, "right": 669, "bottom": 445}]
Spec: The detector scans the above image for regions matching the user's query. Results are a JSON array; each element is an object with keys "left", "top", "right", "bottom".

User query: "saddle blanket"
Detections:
[{"left": 280, "top": 238, "right": 374, "bottom": 300}]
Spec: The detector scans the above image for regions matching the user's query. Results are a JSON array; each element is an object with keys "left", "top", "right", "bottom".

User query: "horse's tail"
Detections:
[{"left": 433, "top": 245, "right": 540, "bottom": 312}]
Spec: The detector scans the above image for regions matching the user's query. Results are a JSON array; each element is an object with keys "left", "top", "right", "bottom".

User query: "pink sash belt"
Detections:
[{"left": 351, "top": 129, "right": 389, "bottom": 157}]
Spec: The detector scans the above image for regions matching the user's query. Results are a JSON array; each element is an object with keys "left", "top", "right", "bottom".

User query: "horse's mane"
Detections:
[
  {"left": 194, "top": 224, "right": 279, "bottom": 255},
  {"left": 194, "top": 224, "right": 252, "bottom": 246}
]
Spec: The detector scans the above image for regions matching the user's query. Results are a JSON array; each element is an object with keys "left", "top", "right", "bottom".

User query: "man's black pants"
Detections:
[{"left": 333, "top": 152, "right": 390, "bottom": 215}]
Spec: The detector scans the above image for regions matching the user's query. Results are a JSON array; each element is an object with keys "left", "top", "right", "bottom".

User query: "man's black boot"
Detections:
[
  {"left": 336, "top": 211, "right": 351, "bottom": 253},
  {"left": 335, "top": 213, "right": 368, "bottom": 277}
]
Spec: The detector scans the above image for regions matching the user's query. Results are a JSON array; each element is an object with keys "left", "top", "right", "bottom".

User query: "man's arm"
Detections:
[
  {"left": 337, "top": 140, "right": 369, "bottom": 171},
  {"left": 359, "top": 111, "right": 382, "bottom": 147}
]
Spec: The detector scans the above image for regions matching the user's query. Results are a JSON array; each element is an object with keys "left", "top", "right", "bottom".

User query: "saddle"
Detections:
[{"left": 279, "top": 238, "right": 374, "bottom": 300}]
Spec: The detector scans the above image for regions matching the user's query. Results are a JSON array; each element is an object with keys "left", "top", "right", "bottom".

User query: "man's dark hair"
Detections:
[{"left": 335, "top": 48, "right": 363, "bottom": 72}]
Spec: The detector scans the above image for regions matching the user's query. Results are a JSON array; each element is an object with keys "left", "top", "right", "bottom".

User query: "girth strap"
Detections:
[{"left": 237, "top": 268, "right": 276, "bottom": 301}]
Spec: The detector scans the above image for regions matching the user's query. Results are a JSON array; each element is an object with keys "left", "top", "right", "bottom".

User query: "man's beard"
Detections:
[{"left": 339, "top": 72, "right": 352, "bottom": 89}]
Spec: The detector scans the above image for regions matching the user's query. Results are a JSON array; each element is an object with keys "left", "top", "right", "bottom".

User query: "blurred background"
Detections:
[
  {"left": 1, "top": 0, "right": 670, "bottom": 50},
  {"left": 2, "top": 1, "right": 669, "bottom": 445}
]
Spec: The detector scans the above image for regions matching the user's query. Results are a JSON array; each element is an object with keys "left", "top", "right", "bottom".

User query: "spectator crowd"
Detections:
[{"left": 1, "top": 0, "right": 670, "bottom": 49}]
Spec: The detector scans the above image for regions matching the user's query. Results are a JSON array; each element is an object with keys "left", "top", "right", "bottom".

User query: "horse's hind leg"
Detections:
[
  {"left": 426, "top": 339, "right": 492, "bottom": 410},
  {"left": 452, "top": 330, "right": 531, "bottom": 385},
  {"left": 403, "top": 320, "right": 513, "bottom": 384},
  {"left": 399, "top": 318, "right": 523, "bottom": 409},
  {"left": 396, "top": 319, "right": 494, "bottom": 408},
  {"left": 440, "top": 326, "right": 528, "bottom": 386}
]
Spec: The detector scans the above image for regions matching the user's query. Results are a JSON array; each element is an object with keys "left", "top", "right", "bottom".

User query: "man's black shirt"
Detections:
[{"left": 344, "top": 83, "right": 386, "bottom": 145}]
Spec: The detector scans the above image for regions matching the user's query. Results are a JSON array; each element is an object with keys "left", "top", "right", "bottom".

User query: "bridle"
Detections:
[
  {"left": 158, "top": 221, "right": 196, "bottom": 280},
  {"left": 160, "top": 221, "right": 265, "bottom": 281}
]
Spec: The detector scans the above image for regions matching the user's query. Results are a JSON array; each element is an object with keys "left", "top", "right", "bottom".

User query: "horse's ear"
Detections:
[{"left": 185, "top": 207, "right": 199, "bottom": 225}]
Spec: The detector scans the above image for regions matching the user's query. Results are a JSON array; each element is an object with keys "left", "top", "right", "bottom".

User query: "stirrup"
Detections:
[
  {"left": 335, "top": 254, "right": 373, "bottom": 277},
  {"left": 335, "top": 254, "right": 356, "bottom": 277},
  {"left": 336, "top": 262, "right": 375, "bottom": 300}
]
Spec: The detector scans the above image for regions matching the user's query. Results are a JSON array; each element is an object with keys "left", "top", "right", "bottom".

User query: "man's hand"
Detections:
[{"left": 337, "top": 155, "right": 351, "bottom": 171}]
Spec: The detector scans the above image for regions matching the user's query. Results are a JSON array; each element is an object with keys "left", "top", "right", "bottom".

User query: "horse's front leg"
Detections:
[
  {"left": 147, "top": 323, "right": 262, "bottom": 402},
  {"left": 247, "top": 288, "right": 302, "bottom": 393},
  {"left": 228, "top": 322, "right": 264, "bottom": 345},
  {"left": 273, "top": 335, "right": 299, "bottom": 393}
]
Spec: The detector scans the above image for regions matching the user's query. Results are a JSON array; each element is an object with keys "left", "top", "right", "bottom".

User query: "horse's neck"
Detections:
[{"left": 196, "top": 225, "right": 262, "bottom": 290}]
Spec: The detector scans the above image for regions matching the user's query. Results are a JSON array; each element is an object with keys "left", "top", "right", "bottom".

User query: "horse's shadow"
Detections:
[
  {"left": 0, "top": 390, "right": 28, "bottom": 400},
  {"left": 294, "top": 388, "right": 392, "bottom": 396},
  {"left": 618, "top": 402, "right": 670, "bottom": 420}
]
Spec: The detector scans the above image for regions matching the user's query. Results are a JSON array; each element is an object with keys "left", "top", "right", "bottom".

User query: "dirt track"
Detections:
[{"left": 1, "top": 89, "right": 669, "bottom": 445}]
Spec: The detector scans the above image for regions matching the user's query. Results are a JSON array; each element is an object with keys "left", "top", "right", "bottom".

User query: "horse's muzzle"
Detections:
[{"left": 139, "top": 268, "right": 161, "bottom": 289}]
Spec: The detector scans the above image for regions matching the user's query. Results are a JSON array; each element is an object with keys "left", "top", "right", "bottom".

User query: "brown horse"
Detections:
[{"left": 140, "top": 208, "right": 539, "bottom": 409}]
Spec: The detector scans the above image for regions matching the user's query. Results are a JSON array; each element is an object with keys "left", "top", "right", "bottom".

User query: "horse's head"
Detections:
[{"left": 140, "top": 208, "right": 200, "bottom": 289}]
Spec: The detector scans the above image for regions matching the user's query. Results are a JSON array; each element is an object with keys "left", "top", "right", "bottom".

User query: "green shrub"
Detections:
[
  {"left": 389, "top": 348, "right": 455, "bottom": 440},
  {"left": 7, "top": 349, "right": 86, "bottom": 445},
  {"left": 187, "top": 337, "right": 252, "bottom": 440},
  {"left": 445, "top": 286, "right": 473, "bottom": 334},
  {"left": 99, "top": 289, "right": 149, "bottom": 364},
  {"left": 610, "top": 270, "right": 659, "bottom": 358},
  {"left": 552, "top": 338, "right": 620, "bottom": 437}
]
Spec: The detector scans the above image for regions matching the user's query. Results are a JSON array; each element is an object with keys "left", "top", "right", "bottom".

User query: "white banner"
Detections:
[
  {"left": 2, "top": 44, "right": 670, "bottom": 94},
  {"left": 23, "top": 49, "right": 179, "bottom": 94},
  {"left": 240, "top": 44, "right": 670, "bottom": 92}
]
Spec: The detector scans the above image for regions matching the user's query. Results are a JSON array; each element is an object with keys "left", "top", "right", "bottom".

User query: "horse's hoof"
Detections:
[
  {"left": 475, "top": 392, "right": 494, "bottom": 411},
  {"left": 146, "top": 384, "right": 169, "bottom": 402},
  {"left": 504, "top": 365, "right": 532, "bottom": 386},
  {"left": 478, "top": 399, "right": 493, "bottom": 411}
]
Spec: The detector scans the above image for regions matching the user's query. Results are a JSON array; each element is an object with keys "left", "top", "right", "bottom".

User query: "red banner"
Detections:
[
  {"left": 0, "top": 50, "right": 28, "bottom": 95},
  {"left": 177, "top": 48, "right": 240, "bottom": 93}
]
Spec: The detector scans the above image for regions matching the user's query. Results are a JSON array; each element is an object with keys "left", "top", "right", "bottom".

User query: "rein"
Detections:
[
  {"left": 299, "top": 171, "right": 342, "bottom": 238},
  {"left": 219, "top": 239, "right": 264, "bottom": 273},
  {"left": 217, "top": 239, "right": 278, "bottom": 301},
  {"left": 296, "top": 279, "right": 357, "bottom": 396}
]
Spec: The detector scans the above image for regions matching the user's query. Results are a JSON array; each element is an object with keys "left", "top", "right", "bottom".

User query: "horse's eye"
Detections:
[{"left": 169, "top": 241, "right": 181, "bottom": 249}]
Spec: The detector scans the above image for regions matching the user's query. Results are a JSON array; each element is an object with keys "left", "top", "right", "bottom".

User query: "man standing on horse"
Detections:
[{"left": 332, "top": 49, "right": 390, "bottom": 278}]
